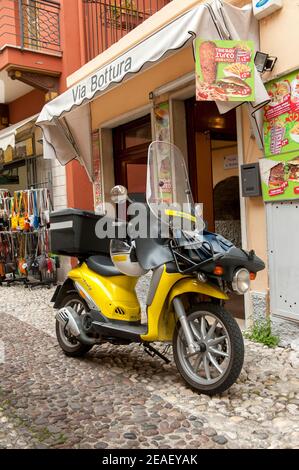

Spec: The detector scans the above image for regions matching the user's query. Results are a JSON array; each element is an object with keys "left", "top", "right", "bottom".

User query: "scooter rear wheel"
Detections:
[
  {"left": 173, "top": 302, "right": 244, "bottom": 395},
  {"left": 56, "top": 293, "right": 93, "bottom": 357}
]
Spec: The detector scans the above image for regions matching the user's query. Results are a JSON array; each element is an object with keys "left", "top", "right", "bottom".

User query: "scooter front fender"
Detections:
[
  {"left": 168, "top": 278, "right": 229, "bottom": 307},
  {"left": 141, "top": 273, "right": 229, "bottom": 343}
]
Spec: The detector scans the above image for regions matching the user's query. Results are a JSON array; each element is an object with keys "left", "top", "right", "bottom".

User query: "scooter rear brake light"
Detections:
[{"left": 250, "top": 272, "right": 256, "bottom": 281}]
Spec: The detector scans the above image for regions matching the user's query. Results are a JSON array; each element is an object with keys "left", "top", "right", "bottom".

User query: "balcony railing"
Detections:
[
  {"left": 0, "top": 0, "right": 61, "bottom": 54},
  {"left": 83, "top": 0, "right": 172, "bottom": 62}
]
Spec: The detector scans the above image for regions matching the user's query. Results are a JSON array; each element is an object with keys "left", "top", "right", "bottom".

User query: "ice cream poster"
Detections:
[
  {"left": 264, "top": 70, "right": 299, "bottom": 158},
  {"left": 195, "top": 39, "right": 255, "bottom": 102},
  {"left": 154, "top": 101, "right": 170, "bottom": 143},
  {"left": 259, "top": 151, "right": 299, "bottom": 201},
  {"left": 153, "top": 102, "right": 172, "bottom": 203}
]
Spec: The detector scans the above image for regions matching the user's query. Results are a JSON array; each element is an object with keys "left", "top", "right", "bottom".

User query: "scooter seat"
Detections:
[{"left": 86, "top": 255, "right": 123, "bottom": 277}]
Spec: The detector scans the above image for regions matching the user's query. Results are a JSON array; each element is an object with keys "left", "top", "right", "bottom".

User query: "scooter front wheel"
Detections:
[
  {"left": 173, "top": 303, "right": 244, "bottom": 395},
  {"left": 56, "top": 293, "right": 93, "bottom": 357}
]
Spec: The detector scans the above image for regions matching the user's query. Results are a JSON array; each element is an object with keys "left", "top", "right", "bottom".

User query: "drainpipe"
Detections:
[
  {"left": 236, "top": 106, "right": 251, "bottom": 328},
  {"left": 18, "top": 0, "right": 24, "bottom": 49}
]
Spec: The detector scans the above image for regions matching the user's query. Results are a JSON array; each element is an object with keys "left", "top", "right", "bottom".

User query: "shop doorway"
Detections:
[
  {"left": 113, "top": 114, "right": 152, "bottom": 198},
  {"left": 185, "top": 98, "right": 244, "bottom": 319}
]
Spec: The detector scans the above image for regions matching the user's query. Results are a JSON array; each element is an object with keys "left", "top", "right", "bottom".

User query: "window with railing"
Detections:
[
  {"left": 0, "top": 0, "right": 61, "bottom": 54},
  {"left": 83, "top": 0, "right": 172, "bottom": 62}
]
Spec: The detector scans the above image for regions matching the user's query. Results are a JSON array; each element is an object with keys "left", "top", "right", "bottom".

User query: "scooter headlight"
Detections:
[{"left": 232, "top": 268, "right": 250, "bottom": 295}]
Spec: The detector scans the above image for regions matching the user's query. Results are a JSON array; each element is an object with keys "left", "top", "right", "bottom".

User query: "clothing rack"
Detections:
[{"left": 0, "top": 187, "right": 57, "bottom": 288}]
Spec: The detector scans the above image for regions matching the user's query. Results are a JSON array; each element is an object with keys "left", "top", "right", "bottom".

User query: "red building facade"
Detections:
[{"left": 0, "top": 0, "right": 170, "bottom": 210}]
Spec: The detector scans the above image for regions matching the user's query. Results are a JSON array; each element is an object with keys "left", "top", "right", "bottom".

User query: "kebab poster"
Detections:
[
  {"left": 259, "top": 151, "right": 299, "bottom": 202},
  {"left": 263, "top": 70, "right": 299, "bottom": 157},
  {"left": 195, "top": 39, "right": 255, "bottom": 102}
]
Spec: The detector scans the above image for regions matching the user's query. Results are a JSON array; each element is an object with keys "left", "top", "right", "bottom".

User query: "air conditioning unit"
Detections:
[{"left": 252, "top": 0, "right": 283, "bottom": 20}]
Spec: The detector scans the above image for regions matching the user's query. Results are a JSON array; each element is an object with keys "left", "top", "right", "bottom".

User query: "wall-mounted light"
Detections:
[{"left": 254, "top": 52, "right": 277, "bottom": 73}]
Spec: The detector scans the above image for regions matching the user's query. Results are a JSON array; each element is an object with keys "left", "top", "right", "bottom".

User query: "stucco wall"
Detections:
[
  {"left": 8, "top": 90, "right": 45, "bottom": 124},
  {"left": 260, "top": 0, "right": 299, "bottom": 80}
]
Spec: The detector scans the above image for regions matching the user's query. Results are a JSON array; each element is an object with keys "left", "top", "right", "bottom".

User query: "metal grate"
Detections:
[
  {"left": 0, "top": 0, "right": 61, "bottom": 54},
  {"left": 83, "top": 0, "right": 171, "bottom": 62}
]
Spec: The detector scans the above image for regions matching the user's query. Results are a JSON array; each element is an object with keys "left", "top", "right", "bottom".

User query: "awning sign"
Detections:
[
  {"left": 195, "top": 39, "right": 255, "bottom": 102},
  {"left": 71, "top": 58, "right": 132, "bottom": 104}
]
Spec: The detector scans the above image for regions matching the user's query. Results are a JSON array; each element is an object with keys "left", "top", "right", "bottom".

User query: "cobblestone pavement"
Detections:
[{"left": 0, "top": 284, "right": 299, "bottom": 449}]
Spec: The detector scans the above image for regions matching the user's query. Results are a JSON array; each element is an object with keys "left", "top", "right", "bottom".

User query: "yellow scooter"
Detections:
[{"left": 52, "top": 142, "right": 264, "bottom": 395}]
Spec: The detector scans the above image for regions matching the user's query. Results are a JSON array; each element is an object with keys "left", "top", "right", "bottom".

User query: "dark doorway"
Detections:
[
  {"left": 185, "top": 97, "right": 244, "bottom": 319},
  {"left": 113, "top": 114, "right": 152, "bottom": 195},
  {"left": 214, "top": 176, "right": 241, "bottom": 248}
]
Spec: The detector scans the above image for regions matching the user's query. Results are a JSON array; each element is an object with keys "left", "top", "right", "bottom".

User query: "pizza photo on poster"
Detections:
[{"left": 195, "top": 39, "right": 255, "bottom": 102}]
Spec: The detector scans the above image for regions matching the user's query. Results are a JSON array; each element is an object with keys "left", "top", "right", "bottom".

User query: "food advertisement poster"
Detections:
[
  {"left": 154, "top": 102, "right": 172, "bottom": 203},
  {"left": 261, "top": 70, "right": 299, "bottom": 201},
  {"left": 264, "top": 70, "right": 299, "bottom": 157},
  {"left": 92, "top": 130, "right": 104, "bottom": 214},
  {"left": 260, "top": 151, "right": 299, "bottom": 201},
  {"left": 195, "top": 39, "right": 255, "bottom": 102},
  {"left": 154, "top": 101, "right": 170, "bottom": 142}
]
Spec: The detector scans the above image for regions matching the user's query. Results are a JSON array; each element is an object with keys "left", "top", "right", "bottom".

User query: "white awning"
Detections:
[
  {"left": 0, "top": 113, "right": 39, "bottom": 151},
  {"left": 36, "top": 0, "right": 270, "bottom": 181}
]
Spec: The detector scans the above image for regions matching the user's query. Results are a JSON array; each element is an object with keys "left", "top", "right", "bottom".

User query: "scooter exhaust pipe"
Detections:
[{"left": 56, "top": 307, "right": 99, "bottom": 346}]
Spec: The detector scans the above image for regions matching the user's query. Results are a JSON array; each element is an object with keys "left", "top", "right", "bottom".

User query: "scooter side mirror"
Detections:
[{"left": 110, "top": 185, "right": 128, "bottom": 204}]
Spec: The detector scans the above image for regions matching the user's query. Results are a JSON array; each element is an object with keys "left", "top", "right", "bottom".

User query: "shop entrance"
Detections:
[
  {"left": 185, "top": 98, "right": 244, "bottom": 319},
  {"left": 113, "top": 115, "right": 152, "bottom": 197}
]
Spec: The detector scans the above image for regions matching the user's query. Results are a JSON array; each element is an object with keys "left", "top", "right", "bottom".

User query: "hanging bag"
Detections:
[
  {"left": 10, "top": 195, "right": 19, "bottom": 231},
  {"left": 42, "top": 189, "right": 51, "bottom": 227},
  {"left": 28, "top": 191, "right": 34, "bottom": 230},
  {"left": 18, "top": 233, "right": 27, "bottom": 276},
  {"left": 33, "top": 191, "right": 40, "bottom": 230},
  {"left": 5, "top": 233, "right": 15, "bottom": 274},
  {"left": 0, "top": 235, "right": 5, "bottom": 278},
  {"left": 18, "top": 192, "right": 26, "bottom": 231},
  {"left": 37, "top": 228, "right": 47, "bottom": 271},
  {"left": 23, "top": 191, "right": 30, "bottom": 232}
]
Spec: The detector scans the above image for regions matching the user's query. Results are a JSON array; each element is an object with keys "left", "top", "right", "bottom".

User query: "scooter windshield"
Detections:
[{"left": 146, "top": 141, "right": 204, "bottom": 243}]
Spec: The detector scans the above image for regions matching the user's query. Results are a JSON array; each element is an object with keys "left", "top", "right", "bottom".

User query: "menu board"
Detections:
[
  {"left": 261, "top": 70, "right": 299, "bottom": 201},
  {"left": 195, "top": 39, "right": 255, "bottom": 102}
]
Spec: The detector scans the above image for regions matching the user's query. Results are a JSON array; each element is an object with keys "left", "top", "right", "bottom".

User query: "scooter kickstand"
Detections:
[{"left": 143, "top": 343, "right": 171, "bottom": 364}]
